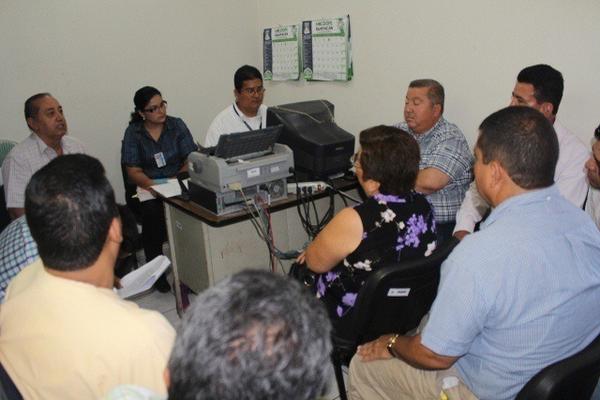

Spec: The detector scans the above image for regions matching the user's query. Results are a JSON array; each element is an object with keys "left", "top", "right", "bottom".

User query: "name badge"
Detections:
[{"left": 154, "top": 152, "right": 166, "bottom": 168}]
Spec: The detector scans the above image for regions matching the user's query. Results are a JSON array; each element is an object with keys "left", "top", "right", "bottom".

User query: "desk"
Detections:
[{"left": 163, "top": 178, "right": 359, "bottom": 314}]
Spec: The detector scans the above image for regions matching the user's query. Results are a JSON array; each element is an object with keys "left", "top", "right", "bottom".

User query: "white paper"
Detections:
[
  {"left": 117, "top": 255, "right": 171, "bottom": 299},
  {"left": 136, "top": 178, "right": 189, "bottom": 202}
]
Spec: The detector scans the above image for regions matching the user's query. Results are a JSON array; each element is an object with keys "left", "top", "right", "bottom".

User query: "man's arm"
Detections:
[
  {"left": 415, "top": 168, "right": 450, "bottom": 195},
  {"left": 453, "top": 181, "right": 490, "bottom": 239},
  {"left": 356, "top": 333, "right": 458, "bottom": 370},
  {"left": 2, "top": 154, "right": 29, "bottom": 219}
]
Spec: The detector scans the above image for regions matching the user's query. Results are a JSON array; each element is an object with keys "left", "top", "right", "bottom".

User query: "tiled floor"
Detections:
[{"left": 132, "top": 272, "right": 347, "bottom": 400}]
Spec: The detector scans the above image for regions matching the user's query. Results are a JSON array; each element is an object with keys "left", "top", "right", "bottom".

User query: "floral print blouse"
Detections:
[{"left": 314, "top": 192, "right": 437, "bottom": 320}]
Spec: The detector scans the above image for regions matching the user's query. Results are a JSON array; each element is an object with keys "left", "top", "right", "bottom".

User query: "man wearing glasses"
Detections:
[
  {"left": 2, "top": 93, "right": 86, "bottom": 220},
  {"left": 204, "top": 65, "right": 267, "bottom": 147}
]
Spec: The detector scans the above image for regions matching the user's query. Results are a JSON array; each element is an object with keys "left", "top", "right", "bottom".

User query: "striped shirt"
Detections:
[{"left": 1, "top": 133, "right": 86, "bottom": 208}]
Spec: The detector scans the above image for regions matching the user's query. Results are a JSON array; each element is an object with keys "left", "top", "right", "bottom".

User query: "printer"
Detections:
[{"left": 188, "top": 127, "right": 294, "bottom": 215}]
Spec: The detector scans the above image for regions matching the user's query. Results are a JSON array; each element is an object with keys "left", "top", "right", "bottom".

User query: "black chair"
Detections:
[
  {"left": 0, "top": 362, "right": 23, "bottom": 400},
  {"left": 516, "top": 332, "right": 600, "bottom": 400},
  {"left": 0, "top": 186, "right": 10, "bottom": 233},
  {"left": 121, "top": 163, "right": 142, "bottom": 224},
  {"left": 331, "top": 238, "right": 459, "bottom": 400}
]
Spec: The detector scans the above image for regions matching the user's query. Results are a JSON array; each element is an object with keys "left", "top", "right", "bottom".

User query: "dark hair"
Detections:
[
  {"left": 129, "top": 86, "right": 162, "bottom": 123},
  {"left": 594, "top": 123, "right": 600, "bottom": 141},
  {"left": 409, "top": 79, "right": 445, "bottom": 113},
  {"left": 167, "top": 270, "right": 332, "bottom": 400},
  {"left": 24, "top": 93, "right": 52, "bottom": 129},
  {"left": 477, "top": 106, "right": 558, "bottom": 189},
  {"left": 234, "top": 65, "right": 263, "bottom": 92},
  {"left": 517, "top": 64, "right": 564, "bottom": 116},
  {"left": 25, "top": 154, "right": 119, "bottom": 271},
  {"left": 359, "top": 125, "right": 420, "bottom": 195}
]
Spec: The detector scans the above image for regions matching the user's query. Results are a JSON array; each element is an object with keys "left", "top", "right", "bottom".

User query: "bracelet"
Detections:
[{"left": 386, "top": 333, "right": 400, "bottom": 358}]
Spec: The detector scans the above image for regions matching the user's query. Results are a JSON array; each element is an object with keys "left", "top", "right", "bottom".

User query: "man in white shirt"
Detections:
[
  {"left": 2, "top": 93, "right": 86, "bottom": 219},
  {"left": 204, "top": 65, "right": 268, "bottom": 147},
  {"left": 454, "top": 64, "right": 589, "bottom": 239}
]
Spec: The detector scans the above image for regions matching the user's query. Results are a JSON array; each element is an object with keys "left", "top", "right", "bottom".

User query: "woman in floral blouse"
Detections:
[{"left": 300, "top": 125, "right": 437, "bottom": 327}]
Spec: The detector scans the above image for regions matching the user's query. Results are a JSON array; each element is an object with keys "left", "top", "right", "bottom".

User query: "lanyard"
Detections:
[{"left": 232, "top": 104, "right": 262, "bottom": 131}]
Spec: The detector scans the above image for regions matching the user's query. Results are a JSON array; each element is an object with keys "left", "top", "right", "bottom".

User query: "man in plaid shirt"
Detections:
[{"left": 394, "top": 79, "right": 473, "bottom": 244}]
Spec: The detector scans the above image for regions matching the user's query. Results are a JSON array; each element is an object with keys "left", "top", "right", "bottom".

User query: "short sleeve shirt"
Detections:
[
  {"left": 394, "top": 118, "right": 473, "bottom": 223},
  {"left": 121, "top": 116, "right": 197, "bottom": 179},
  {"left": 0, "top": 216, "right": 38, "bottom": 302}
]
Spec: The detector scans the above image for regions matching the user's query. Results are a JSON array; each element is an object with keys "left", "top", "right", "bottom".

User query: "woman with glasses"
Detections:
[
  {"left": 298, "top": 125, "right": 437, "bottom": 328},
  {"left": 121, "top": 86, "right": 197, "bottom": 292}
]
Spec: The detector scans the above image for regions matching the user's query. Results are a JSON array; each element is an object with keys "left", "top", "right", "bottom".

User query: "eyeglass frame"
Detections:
[
  {"left": 239, "top": 86, "right": 266, "bottom": 96},
  {"left": 143, "top": 100, "right": 168, "bottom": 114}
]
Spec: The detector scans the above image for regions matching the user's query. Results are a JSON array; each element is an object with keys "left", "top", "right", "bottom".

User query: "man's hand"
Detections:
[
  {"left": 453, "top": 230, "right": 470, "bottom": 241},
  {"left": 356, "top": 334, "right": 395, "bottom": 362}
]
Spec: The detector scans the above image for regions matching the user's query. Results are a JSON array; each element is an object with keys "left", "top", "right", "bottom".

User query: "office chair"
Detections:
[
  {"left": 0, "top": 140, "right": 17, "bottom": 233},
  {"left": 331, "top": 238, "right": 459, "bottom": 400},
  {"left": 0, "top": 362, "right": 23, "bottom": 400},
  {"left": 515, "top": 332, "right": 600, "bottom": 400}
]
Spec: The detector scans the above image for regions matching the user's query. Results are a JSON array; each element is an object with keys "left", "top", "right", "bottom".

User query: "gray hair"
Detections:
[
  {"left": 167, "top": 270, "right": 333, "bottom": 400},
  {"left": 409, "top": 79, "right": 445, "bottom": 113}
]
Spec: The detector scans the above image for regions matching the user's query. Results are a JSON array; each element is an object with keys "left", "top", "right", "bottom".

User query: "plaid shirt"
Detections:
[
  {"left": 395, "top": 117, "right": 473, "bottom": 223},
  {"left": 121, "top": 116, "right": 197, "bottom": 180},
  {"left": 0, "top": 216, "right": 38, "bottom": 302}
]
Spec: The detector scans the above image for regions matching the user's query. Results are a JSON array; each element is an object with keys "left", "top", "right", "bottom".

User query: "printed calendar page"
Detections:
[
  {"left": 263, "top": 25, "right": 300, "bottom": 81},
  {"left": 302, "top": 16, "right": 353, "bottom": 81}
]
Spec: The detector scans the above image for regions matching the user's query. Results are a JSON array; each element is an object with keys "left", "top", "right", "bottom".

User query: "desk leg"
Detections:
[{"left": 164, "top": 202, "right": 187, "bottom": 317}]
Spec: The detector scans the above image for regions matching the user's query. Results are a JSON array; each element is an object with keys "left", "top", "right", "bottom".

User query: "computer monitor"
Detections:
[{"left": 267, "top": 100, "right": 355, "bottom": 179}]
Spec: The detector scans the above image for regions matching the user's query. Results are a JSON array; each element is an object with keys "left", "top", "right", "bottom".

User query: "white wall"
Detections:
[
  {"left": 0, "top": 0, "right": 261, "bottom": 202},
  {"left": 2, "top": 0, "right": 600, "bottom": 202},
  {"left": 257, "top": 0, "right": 600, "bottom": 148}
]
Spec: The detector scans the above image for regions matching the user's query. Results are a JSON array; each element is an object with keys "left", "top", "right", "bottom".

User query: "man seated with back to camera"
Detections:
[
  {"left": 348, "top": 106, "right": 600, "bottom": 400},
  {"left": 105, "top": 270, "right": 333, "bottom": 400},
  {"left": 0, "top": 154, "right": 175, "bottom": 400},
  {"left": 204, "top": 65, "right": 268, "bottom": 147},
  {"left": 296, "top": 125, "right": 437, "bottom": 332}
]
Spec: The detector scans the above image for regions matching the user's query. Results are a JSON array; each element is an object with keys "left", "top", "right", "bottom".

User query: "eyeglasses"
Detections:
[
  {"left": 240, "top": 86, "right": 265, "bottom": 96},
  {"left": 143, "top": 100, "right": 167, "bottom": 113}
]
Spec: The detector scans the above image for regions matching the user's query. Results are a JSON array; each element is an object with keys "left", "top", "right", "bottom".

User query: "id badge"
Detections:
[{"left": 154, "top": 152, "right": 166, "bottom": 168}]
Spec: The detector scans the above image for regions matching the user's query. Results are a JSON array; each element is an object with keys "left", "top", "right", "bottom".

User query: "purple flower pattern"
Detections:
[{"left": 316, "top": 194, "right": 436, "bottom": 319}]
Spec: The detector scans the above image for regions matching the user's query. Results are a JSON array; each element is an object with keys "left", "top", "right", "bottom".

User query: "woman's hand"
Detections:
[{"left": 356, "top": 334, "right": 395, "bottom": 362}]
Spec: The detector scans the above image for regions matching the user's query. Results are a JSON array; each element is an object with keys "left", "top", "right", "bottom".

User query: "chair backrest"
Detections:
[
  {"left": 0, "top": 362, "right": 23, "bottom": 400},
  {"left": 516, "top": 332, "right": 600, "bottom": 400},
  {"left": 0, "top": 140, "right": 17, "bottom": 168},
  {"left": 343, "top": 238, "right": 459, "bottom": 346},
  {"left": 121, "top": 163, "right": 142, "bottom": 223}
]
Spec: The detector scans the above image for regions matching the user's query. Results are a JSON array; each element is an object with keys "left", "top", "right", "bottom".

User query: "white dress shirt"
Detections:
[
  {"left": 2, "top": 134, "right": 86, "bottom": 209},
  {"left": 454, "top": 120, "right": 589, "bottom": 233},
  {"left": 204, "top": 103, "right": 268, "bottom": 147}
]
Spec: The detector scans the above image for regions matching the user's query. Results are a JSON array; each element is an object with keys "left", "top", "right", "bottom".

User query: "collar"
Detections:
[
  {"left": 406, "top": 117, "right": 444, "bottom": 141},
  {"left": 133, "top": 116, "right": 174, "bottom": 135},
  {"left": 481, "top": 185, "right": 559, "bottom": 229},
  {"left": 233, "top": 102, "right": 262, "bottom": 120},
  {"left": 32, "top": 133, "right": 63, "bottom": 155}
]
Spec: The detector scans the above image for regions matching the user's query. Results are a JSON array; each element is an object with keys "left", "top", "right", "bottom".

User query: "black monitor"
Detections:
[
  {"left": 267, "top": 100, "right": 355, "bottom": 179},
  {"left": 213, "top": 125, "right": 282, "bottom": 161}
]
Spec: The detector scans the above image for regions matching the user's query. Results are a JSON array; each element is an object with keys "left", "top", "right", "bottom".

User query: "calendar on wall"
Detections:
[
  {"left": 263, "top": 15, "right": 353, "bottom": 82},
  {"left": 263, "top": 25, "right": 301, "bottom": 81},
  {"left": 302, "top": 15, "right": 352, "bottom": 81}
]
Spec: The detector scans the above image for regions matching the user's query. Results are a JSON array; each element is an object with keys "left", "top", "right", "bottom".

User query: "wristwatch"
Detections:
[{"left": 386, "top": 333, "right": 400, "bottom": 358}]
